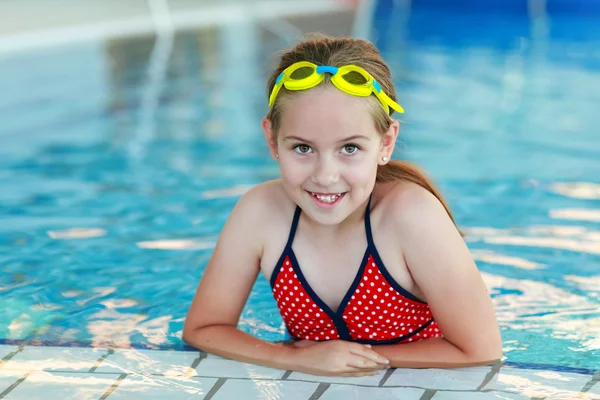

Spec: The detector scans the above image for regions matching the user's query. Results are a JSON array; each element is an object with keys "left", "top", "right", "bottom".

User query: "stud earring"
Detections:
[
  {"left": 275, "top": 153, "right": 279, "bottom": 159},
  {"left": 382, "top": 156, "right": 388, "bottom": 162}
]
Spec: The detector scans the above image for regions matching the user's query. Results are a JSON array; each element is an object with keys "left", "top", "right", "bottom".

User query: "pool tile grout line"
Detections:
[
  {"left": 308, "top": 383, "right": 330, "bottom": 400},
  {"left": 0, "top": 371, "right": 30, "bottom": 399},
  {"left": 97, "top": 373, "right": 127, "bottom": 400},
  {"left": 476, "top": 360, "right": 502, "bottom": 390},
  {"left": 281, "top": 370, "right": 293, "bottom": 380},
  {"left": 419, "top": 389, "right": 437, "bottom": 400},
  {"left": 189, "top": 351, "right": 206, "bottom": 370},
  {"left": 89, "top": 349, "right": 114, "bottom": 373},
  {"left": 0, "top": 348, "right": 23, "bottom": 370},
  {"left": 204, "top": 377, "right": 227, "bottom": 400},
  {"left": 378, "top": 367, "right": 395, "bottom": 386},
  {"left": 580, "top": 370, "right": 600, "bottom": 393}
]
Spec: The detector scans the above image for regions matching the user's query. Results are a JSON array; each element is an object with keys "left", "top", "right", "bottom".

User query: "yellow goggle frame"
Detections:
[{"left": 268, "top": 61, "right": 404, "bottom": 115}]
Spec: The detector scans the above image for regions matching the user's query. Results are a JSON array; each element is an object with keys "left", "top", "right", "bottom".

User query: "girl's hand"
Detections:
[{"left": 292, "top": 340, "right": 390, "bottom": 376}]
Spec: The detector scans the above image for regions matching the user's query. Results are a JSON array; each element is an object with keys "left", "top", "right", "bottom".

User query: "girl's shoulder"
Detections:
[
  {"left": 374, "top": 180, "right": 448, "bottom": 236},
  {"left": 234, "top": 179, "right": 296, "bottom": 227}
]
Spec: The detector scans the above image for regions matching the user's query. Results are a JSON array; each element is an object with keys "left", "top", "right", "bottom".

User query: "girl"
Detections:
[{"left": 183, "top": 36, "right": 502, "bottom": 377}]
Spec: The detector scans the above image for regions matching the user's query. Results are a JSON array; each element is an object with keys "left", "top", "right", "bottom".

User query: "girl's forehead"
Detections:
[{"left": 279, "top": 87, "right": 378, "bottom": 141}]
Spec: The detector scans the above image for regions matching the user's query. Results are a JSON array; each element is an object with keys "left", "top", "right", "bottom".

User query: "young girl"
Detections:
[{"left": 183, "top": 36, "right": 502, "bottom": 377}]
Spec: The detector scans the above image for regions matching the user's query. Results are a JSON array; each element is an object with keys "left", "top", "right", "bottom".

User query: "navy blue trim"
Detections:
[
  {"left": 269, "top": 206, "right": 302, "bottom": 288},
  {"left": 335, "top": 248, "right": 371, "bottom": 318},
  {"left": 287, "top": 248, "right": 352, "bottom": 341},
  {"left": 351, "top": 318, "right": 435, "bottom": 345},
  {"left": 364, "top": 195, "right": 426, "bottom": 304}
]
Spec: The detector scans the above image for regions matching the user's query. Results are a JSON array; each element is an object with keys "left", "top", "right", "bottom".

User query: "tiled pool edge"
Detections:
[
  {"left": 0, "top": 338, "right": 596, "bottom": 376},
  {"left": 0, "top": 345, "right": 597, "bottom": 399}
]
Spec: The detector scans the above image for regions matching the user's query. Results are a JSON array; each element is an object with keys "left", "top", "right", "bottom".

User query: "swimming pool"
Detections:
[{"left": 0, "top": 0, "right": 598, "bottom": 377}]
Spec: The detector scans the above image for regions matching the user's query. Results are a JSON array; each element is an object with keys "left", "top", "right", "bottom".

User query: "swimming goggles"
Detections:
[{"left": 269, "top": 61, "right": 404, "bottom": 114}]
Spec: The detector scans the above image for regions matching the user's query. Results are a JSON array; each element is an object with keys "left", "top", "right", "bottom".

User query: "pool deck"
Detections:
[{"left": 0, "top": 344, "right": 598, "bottom": 399}]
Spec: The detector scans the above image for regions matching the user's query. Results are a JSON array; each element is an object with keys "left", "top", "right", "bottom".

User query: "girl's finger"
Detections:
[
  {"left": 346, "top": 355, "right": 381, "bottom": 370},
  {"left": 350, "top": 345, "right": 389, "bottom": 365}
]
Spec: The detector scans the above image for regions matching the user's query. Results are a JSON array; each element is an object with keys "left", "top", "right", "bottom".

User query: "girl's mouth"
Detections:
[{"left": 307, "top": 191, "right": 346, "bottom": 208}]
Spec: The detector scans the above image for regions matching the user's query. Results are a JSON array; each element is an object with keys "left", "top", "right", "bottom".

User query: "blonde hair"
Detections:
[{"left": 266, "top": 35, "right": 459, "bottom": 228}]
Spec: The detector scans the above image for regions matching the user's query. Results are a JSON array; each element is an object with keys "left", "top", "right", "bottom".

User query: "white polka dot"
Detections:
[
  {"left": 358, "top": 301, "right": 362, "bottom": 305},
  {"left": 378, "top": 288, "right": 382, "bottom": 292},
  {"left": 326, "top": 336, "right": 330, "bottom": 340},
  {"left": 365, "top": 328, "right": 369, "bottom": 332},
  {"left": 289, "top": 280, "right": 293, "bottom": 284},
  {"left": 375, "top": 276, "right": 379, "bottom": 280},
  {"left": 305, "top": 314, "right": 309, "bottom": 317},
  {"left": 283, "top": 286, "right": 288, "bottom": 290},
  {"left": 386, "top": 319, "right": 390, "bottom": 323},
  {"left": 316, "top": 313, "right": 320, "bottom": 317},
  {"left": 363, "top": 276, "right": 368, "bottom": 281},
  {"left": 355, "top": 316, "right": 360, "bottom": 320},
  {"left": 372, "top": 263, "right": 375, "bottom": 267},
  {"left": 370, "top": 282, "right": 375, "bottom": 287},
  {"left": 368, "top": 269, "right": 372, "bottom": 274},
  {"left": 286, "top": 261, "right": 289, "bottom": 265}
]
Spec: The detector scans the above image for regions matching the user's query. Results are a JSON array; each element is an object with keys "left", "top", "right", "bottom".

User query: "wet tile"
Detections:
[
  {"left": 383, "top": 366, "right": 491, "bottom": 390},
  {"left": 287, "top": 368, "right": 386, "bottom": 386},
  {"left": 433, "top": 391, "right": 531, "bottom": 399},
  {"left": 194, "top": 358, "right": 286, "bottom": 379},
  {"left": 3, "top": 371, "right": 121, "bottom": 400},
  {"left": 2, "top": 346, "right": 108, "bottom": 371},
  {"left": 95, "top": 349, "right": 199, "bottom": 375},
  {"left": 320, "top": 385, "right": 424, "bottom": 399},
  {"left": 482, "top": 367, "right": 594, "bottom": 399},
  {"left": 211, "top": 379, "right": 319, "bottom": 400},
  {"left": 108, "top": 375, "right": 219, "bottom": 399}
]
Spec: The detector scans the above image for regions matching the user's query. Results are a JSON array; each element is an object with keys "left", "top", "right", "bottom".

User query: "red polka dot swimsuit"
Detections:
[{"left": 270, "top": 196, "right": 442, "bottom": 344}]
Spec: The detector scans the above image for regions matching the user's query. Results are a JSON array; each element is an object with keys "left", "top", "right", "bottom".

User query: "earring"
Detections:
[
  {"left": 382, "top": 156, "right": 388, "bottom": 162},
  {"left": 275, "top": 153, "right": 279, "bottom": 159}
]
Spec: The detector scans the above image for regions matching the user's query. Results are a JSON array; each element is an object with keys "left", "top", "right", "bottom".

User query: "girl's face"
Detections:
[{"left": 264, "top": 87, "right": 398, "bottom": 226}]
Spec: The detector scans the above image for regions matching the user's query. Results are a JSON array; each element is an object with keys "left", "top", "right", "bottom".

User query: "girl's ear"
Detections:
[
  {"left": 379, "top": 120, "right": 399, "bottom": 165},
  {"left": 262, "top": 117, "right": 279, "bottom": 161}
]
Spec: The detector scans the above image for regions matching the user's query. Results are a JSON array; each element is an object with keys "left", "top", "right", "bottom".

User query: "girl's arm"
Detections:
[
  {"left": 183, "top": 185, "right": 293, "bottom": 369},
  {"left": 379, "top": 184, "right": 503, "bottom": 368}
]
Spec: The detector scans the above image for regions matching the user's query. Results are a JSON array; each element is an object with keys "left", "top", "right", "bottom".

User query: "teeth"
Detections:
[{"left": 311, "top": 192, "right": 342, "bottom": 203}]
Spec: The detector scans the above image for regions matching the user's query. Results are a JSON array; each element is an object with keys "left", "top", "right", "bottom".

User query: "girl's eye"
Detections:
[
  {"left": 294, "top": 144, "right": 312, "bottom": 154},
  {"left": 342, "top": 144, "right": 359, "bottom": 155}
]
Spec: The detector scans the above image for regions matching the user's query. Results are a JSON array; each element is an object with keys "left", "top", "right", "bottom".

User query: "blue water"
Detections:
[{"left": 0, "top": 4, "right": 599, "bottom": 371}]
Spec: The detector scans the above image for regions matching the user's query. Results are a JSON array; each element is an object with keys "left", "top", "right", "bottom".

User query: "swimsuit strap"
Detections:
[
  {"left": 285, "top": 205, "right": 302, "bottom": 250},
  {"left": 364, "top": 193, "right": 375, "bottom": 247}
]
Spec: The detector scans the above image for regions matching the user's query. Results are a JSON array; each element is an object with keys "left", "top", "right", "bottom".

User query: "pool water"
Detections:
[{"left": 0, "top": 3, "right": 599, "bottom": 373}]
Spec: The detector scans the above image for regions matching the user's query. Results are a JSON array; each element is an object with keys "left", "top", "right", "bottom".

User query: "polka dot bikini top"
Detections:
[{"left": 270, "top": 196, "right": 442, "bottom": 344}]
